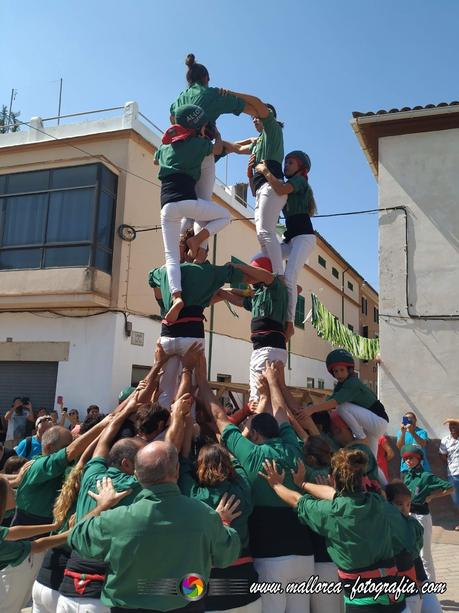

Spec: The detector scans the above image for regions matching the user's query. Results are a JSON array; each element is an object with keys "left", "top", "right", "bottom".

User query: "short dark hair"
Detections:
[
  {"left": 385, "top": 480, "right": 412, "bottom": 502},
  {"left": 3, "top": 455, "right": 28, "bottom": 475},
  {"left": 87, "top": 405, "right": 100, "bottom": 415},
  {"left": 80, "top": 414, "right": 104, "bottom": 434},
  {"left": 136, "top": 403, "right": 170, "bottom": 436},
  {"left": 311, "top": 411, "right": 332, "bottom": 434},
  {"left": 108, "top": 439, "right": 141, "bottom": 470},
  {"left": 250, "top": 414, "right": 280, "bottom": 439},
  {"left": 185, "top": 53, "right": 209, "bottom": 86}
]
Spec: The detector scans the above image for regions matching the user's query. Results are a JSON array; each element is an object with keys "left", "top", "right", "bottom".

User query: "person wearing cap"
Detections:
[
  {"left": 154, "top": 103, "right": 230, "bottom": 323},
  {"left": 440, "top": 418, "right": 459, "bottom": 531},
  {"left": 218, "top": 257, "right": 288, "bottom": 404},
  {"left": 301, "top": 349, "right": 389, "bottom": 459},
  {"left": 255, "top": 151, "right": 317, "bottom": 340},
  {"left": 402, "top": 443, "right": 452, "bottom": 581},
  {"left": 15, "top": 414, "right": 54, "bottom": 460}
]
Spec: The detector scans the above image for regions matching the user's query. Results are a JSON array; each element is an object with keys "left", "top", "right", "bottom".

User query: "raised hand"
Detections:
[
  {"left": 88, "top": 477, "right": 132, "bottom": 511},
  {"left": 259, "top": 459, "right": 285, "bottom": 487},
  {"left": 215, "top": 492, "right": 241, "bottom": 525}
]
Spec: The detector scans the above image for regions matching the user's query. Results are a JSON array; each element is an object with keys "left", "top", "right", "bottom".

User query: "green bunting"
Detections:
[{"left": 310, "top": 293, "right": 380, "bottom": 360}]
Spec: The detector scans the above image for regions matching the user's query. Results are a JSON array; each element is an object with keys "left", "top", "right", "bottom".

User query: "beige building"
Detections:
[
  {"left": 359, "top": 281, "right": 379, "bottom": 392},
  {"left": 0, "top": 103, "right": 376, "bottom": 411}
]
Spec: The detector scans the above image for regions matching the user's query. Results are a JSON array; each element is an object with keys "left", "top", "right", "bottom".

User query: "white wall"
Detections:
[
  {"left": 379, "top": 129, "right": 459, "bottom": 438},
  {"left": 1, "top": 312, "right": 335, "bottom": 413}
]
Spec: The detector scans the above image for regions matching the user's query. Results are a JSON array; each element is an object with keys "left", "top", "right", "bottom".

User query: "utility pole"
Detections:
[
  {"left": 57, "top": 78, "right": 63, "bottom": 125},
  {"left": 7, "top": 88, "right": 17, "bottom": 132}
]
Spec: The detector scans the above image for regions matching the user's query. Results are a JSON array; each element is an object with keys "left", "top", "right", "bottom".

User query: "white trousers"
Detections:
[
  {"left": 249, "top": 347, "right": 288, "bottom": 402},
  {"left": 336, "top": 402, "right": 388, "bottom": 459},
  {"left": 181, "top": 154, "right": 216, "bottom": 250},
  {"left": 281, "top": 235, "right": 316, "bottom": 322},
  {"left": 158, "top": 336, "right": 205, "bottom": 409},
  {"left": 0, "top": 550, "right": 45, "bottom": 613},
  {"left": 254, "top": 554, "right": 314, "bottom": 613},
  {"left": 310, "top": 561, "right": 343, "bottom": 613},
  {"left": 254, "top": 183, "right": 287, "bottom": 275},
  {"left": 57, "top": 593, "right": 110, "bottom": 612},
  {"left": 32, "top": 581, "right": 60, "bottom": 613},
  {"left": 411, "top": 513, "right": 435, "bottom": 581},
  {"left": 207, "top": 598, "right": 263, "bottom": 613},
  {"left": 161, "top": 198, "right": 230, "bottom": 295}
]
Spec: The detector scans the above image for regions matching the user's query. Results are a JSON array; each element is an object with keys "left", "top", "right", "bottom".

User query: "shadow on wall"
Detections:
[{"left": 381, "top": 138, "right": 459, "bottom": 317}]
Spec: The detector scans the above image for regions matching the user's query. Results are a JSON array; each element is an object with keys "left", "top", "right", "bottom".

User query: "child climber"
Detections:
[
  {"left": 255, "top": 150, "right": 316, "bottom": 340},
  {"left": 402, "top": 443, "right": 452, "bottom": 582},
  {"left": 155, "top": 104, "right": 230, "bottom": 322},
  {"left": 302, "top": 348, "right": 389, "bottom": 459}
]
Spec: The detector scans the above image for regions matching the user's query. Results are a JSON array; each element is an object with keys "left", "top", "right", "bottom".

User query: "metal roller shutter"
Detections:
[{"left": 0, "top": 361, "right": 58, "bottom": 414}]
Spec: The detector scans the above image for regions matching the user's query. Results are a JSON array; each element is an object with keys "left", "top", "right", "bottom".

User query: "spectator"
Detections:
[
  {"left": 396, "top": 411, "right": 431, "bottom": 473},
  {"left": 377, "top": 434, "right": 395, "bottom": 481},
  {"left": 15, "top": 415, "right": 53, "bottom": 460},
  {"left": 36, "top": 408, "right": 49, "bottom": 418},
  {"left": 4, "top": 398, "right": 35, "bottom": 447},
  {"left": 0, "top": 415, "right": 7, "bottom": 443},
  {"left": 50, "top": 410, "right": 59, "bottom": 425},
  {"left": 87, "top": 405, "right": 100, "bottom": 419},
  {"left": 0, "top": 442, "right": 17, "bottom": 472},
  {"left": 440, "top": 417, "right": 459, "bottom": 531},
  {"left": 68, "top": 441, "right": 241, "bottom": 612}
]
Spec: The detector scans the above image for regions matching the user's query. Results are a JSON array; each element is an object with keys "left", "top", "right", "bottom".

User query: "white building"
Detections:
[{"left": 352, "top": 102, "right": 459, "bottom": 438}]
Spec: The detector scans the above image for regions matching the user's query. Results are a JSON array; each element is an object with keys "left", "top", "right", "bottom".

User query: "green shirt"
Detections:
[
  {"left": 251, "top": 110, "right": 284, "bottom": 164},
  {"left": 155, "top": 137, "right": 213, "bottom": 181},
  {"left": 403, "top": 465, "right": 451, "bottom": 506},
  {"left": 283, "top": 176, "right": 313, "bottom": 218},
  {"left": 243, "top": 276, "right": 288, "bottom": 325},
  {"left": 0, "top": 526, "right": 32, "bottom": 571},
  {"left": 179, "top": 457, "right": 252, "bottom": 554},
  {"left": 15, "top": 448, "right": 69, "bottom": 521},
  {"left": 68, "top": 483, "right": 240, "bottom": 610},
  {"left": 76, "top": 456, "right": 142, "bottom": 521},
  {"left": 304, "top": 464, "right": 330, "bottom": 484},
  {"left": 221, "top": 423, "right": 302, "bottom": 507},
  {"left": 170, "top": 84, "right": 245, "bottom": 124},
  {"left": 296, "top": 492, "right": 394, "bottom": 571},
  {"left": 149, "top": 262, "right": 244, "bottom": 312},
  {"left": 328, "top": 376, "right": 377, "bottom": 409}
]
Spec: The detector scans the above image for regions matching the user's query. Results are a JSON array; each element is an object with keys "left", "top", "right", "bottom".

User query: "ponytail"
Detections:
[
  {"left": 53, "top": 463, "right": 84, "bottom": 526},
  {"left": 185, "top": 53, "right": 210, "bottom": 86}
]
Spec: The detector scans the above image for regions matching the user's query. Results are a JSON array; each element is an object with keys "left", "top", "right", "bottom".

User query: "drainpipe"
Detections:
[{"left": 207, "top": 235, "right": 217, "bottom": 380}]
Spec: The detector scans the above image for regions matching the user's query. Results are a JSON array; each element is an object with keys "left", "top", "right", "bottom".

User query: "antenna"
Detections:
[
  {"left": 57, "top": 78, "right": 63, "bottom": 125},
  {"left": 7, "top": 88, "right": 17, "bottom": 132}
]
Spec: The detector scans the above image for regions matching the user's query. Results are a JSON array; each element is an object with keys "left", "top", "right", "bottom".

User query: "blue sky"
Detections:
[{"left": 2, "top": 0, "right": 458, "bottom": 289}]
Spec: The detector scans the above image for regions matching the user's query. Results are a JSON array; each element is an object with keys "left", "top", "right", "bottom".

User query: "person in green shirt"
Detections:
[
  {"left": 402, "top": 444, "right": 452, "bottom": 582},
  {"left": 68, "top": 440, "right": 241, "bottom": 612},
  {"left": 170, "top": 53, "right": 262, "bottom": 206},
  {"left": 218, "top": 256, "right": 289, "bottom": 405},
  {"left": 154, "top": 103, "right": 231, "bottom": 322},
  {"left": 179, "top": 438, "right": 261, "bottom": 613},
  {"left": 195, "top": 355, "right": 315, "bottom": 613},
  {"left": 255, "top": 150, "right": 317, "bottom": 340},
  {"left": 57, "top": 398, "right": 145, "bottom": 611},
  {"left": 301, "top": 349, "right": 389, "bottom": 460},
  {"left": 261, "top": 447, "right": 406, "bottom": 612}
]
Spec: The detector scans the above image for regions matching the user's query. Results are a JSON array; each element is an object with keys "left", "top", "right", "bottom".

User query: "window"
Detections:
[
  {"left": 332, "top": 267, "right": 339, "bottom": 279},
  {"left": 362, "top": 325, "right": 369, "bottom": 338},
  {"left": 348, "top": 324, "right": 354, "bottom": 332},
  {"left": 317, "top": 379, "right": 325, "bottom": 390},
  {"left": 294, "top": 294, "right": 305, "bottom": 329},
  {"left": 0, "top": 164, "right": 117, "bottom": 273},
  {"left": 347, "top": 281, "right": 354, "bottom": 292},
  {"left": 318, "top": 255, "right": 326, "bottom": 268},
  {"left": 361, "top": 297, "right": 368, "bottom": 315},
  {"left": 306, "top": 377, "right": 315, "bottom": 388},
  {"left": 230, "top": 256, "right": 249, "bottom": 290},
  {"left": 374, "top": 307, "right": 379, "bottom": 323}
]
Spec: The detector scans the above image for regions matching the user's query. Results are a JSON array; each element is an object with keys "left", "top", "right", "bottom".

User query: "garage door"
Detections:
[{"left": 0, "top": 361, "right": 58, "bottom": 414}]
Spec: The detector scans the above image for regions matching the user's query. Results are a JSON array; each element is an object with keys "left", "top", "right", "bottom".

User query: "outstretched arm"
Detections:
[
  {"left": 221, "top": 90, "right": 269, "bottom": 118},
  {"left": 195, "top": 355, "right": 232, "bottom": 434},
  {"left": 232, "top": 262, "right": 274, "bottom": 286},
  {"left": 255, "top": 162, "right": 294, "bottom": 196}
]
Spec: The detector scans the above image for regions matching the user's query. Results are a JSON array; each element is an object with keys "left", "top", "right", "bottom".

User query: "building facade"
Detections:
[
  {"left": 352, "top": 102, "right": 459, "bottom": 438},
  {"left": 0, "top": 103, "right": 376, "bottom": 413}
]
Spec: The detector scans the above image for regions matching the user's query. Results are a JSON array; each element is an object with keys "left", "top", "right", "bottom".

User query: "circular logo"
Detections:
[{"left": 179, "top": 573, "right": 206, "bottom": 601}]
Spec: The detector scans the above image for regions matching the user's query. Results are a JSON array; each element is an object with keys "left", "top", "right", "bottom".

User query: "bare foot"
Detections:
[
  {"left": 194, "top": 247, "right": 208, "bottom": 264},
  {"left": 285, "top": 321, "right": 295, "bottom": 342},
  {"left": 186, "top": 236, "right": 200, "bottom": 261},
  {"left": 165, "top": 297, "right": 184, "bottom": 323}
]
